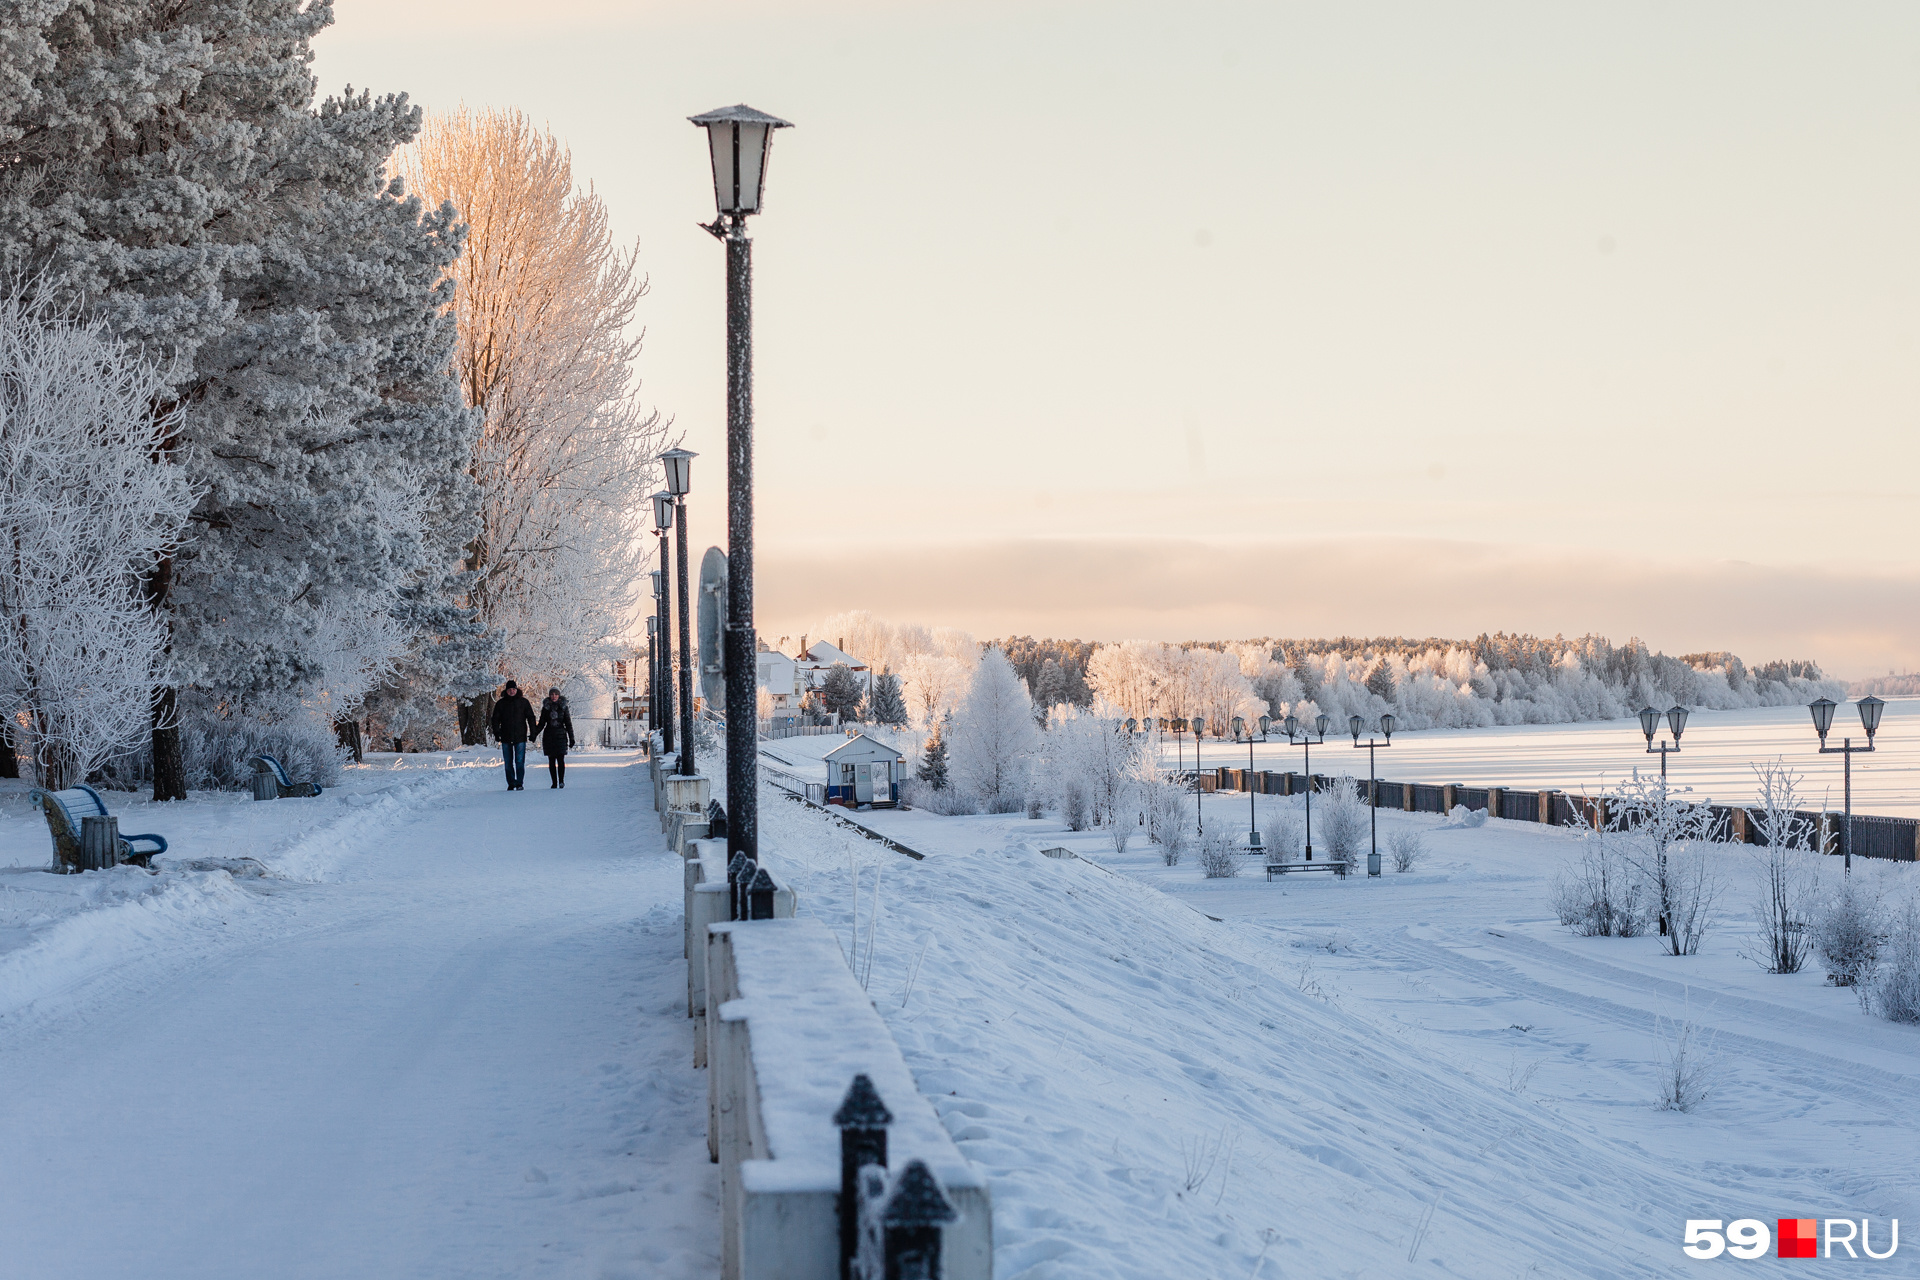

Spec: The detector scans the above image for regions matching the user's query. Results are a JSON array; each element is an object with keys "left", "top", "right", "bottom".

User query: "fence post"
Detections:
[
  {"left": 836, "top": 1074, "right": 892, "bottom": 1280},
  {"left": 1442, "top": 784, "right": 1457, "bottom": 812},
  {"left": 1402, "top": 782, "right": 1415, "bottom": 812},
  {"left": 1487, "top": 786, "right": 1503, "bottom": 819}
]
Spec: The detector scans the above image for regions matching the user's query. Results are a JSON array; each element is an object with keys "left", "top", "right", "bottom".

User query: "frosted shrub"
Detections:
[
  {"left": 901, "top": 778, "right": 979, "bottom": 816},
  {"left": 1197, "top": 830, "right": 1239, "bottom": 879},
  {"left": 1865, "top": 898, "right": 1920, "bottom": 1023},
  {"left": 1551, "top": 841, "right": 1650, "bottom": 937},
  {"left": 1024, "top": 790, "right": 1044, "bottom": 819},
  {"left": 1144, "top": 780, "right": 1186, "bottom": 848},
  {"left": 1318, "top": 776, "right": 1369, "bottom": 871},
  {"left": 1811, "top": 878, "right": 1885, "bottom": 988},
  {"left": 1059, "top": 775, "right": 1091, "bottom": 831},
  {"left": 101, "top": 709, "right": 347, "bottom": 793},
  {"left": 1261, "top": 804, "right": 1304, "bottom": 864},
  {"left": 1652, "top": 1012, "right": 1718, "bottom": 1113},
  {"left": 1742, "top": 761, "right": 1818, "bottom": 975},
  {"left": 1388, "top": 829, "right": 1425, "bottom": 873},
  {"left": 1661, "top": 845, "right": 1720, "bottom": 957}
]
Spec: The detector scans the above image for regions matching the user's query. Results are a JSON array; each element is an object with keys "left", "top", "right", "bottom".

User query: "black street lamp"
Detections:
[
  {"left": 1232, "top": 715, "right": 1271, "bottom": 852},
  {"left": 659, "top": 449, "right": 698, "bottom": 780},
  {"left": 1282, "top": 712, "right": 1332, "bottom": 862},
  {"left": 1637, "top": 704, "right": 1689, "bottom": 778},
  {"left": 1810, "top": 696, "right": 1885, "bottom": 873},
  {"left": 645, "top": 614, "right": 658, "bottom": 734},
  {"left": 1191, "top": 717, "right": 1207, "bottom": 835},
  {"left": 650, "top": 498, "right": 675, "bottom": 754},
  {"left": 1349, "top": 713, "right": 1395, "bottom": 877},
  {"left": 692, "top": 103, "right": 791, "bottom": 861}
]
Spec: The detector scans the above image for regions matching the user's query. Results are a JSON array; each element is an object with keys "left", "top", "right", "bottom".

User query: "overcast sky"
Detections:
[{"left": 316, "top": 0, "right": 1920, "bottom": 677}]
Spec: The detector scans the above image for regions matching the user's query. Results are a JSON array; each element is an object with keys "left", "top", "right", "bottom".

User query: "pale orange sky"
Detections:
[{"left": 317, "top": 0, "right": 1920, "bottom": 676}]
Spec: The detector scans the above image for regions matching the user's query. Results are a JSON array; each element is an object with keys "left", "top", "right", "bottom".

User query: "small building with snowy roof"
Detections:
[
  {"left": 822, "top": 733, "right": 906, "bottom": 808},
  {"left": 794, "top": 637, "right": 872, "bottom": 697}
]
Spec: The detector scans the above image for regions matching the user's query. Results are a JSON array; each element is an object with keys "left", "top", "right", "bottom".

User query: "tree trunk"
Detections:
[
  {"left": 0, "top": 721, "right": 18, "bottom": 779},
  {"left": 144, "top": 551, "right": 186, "bottom": 801},
  {"left": 334, "top": 717, "right": 364, "bottom": 763},
  {"left": 459, "top": 692, "right": 494, "bottom": 746},
  {"left": 151, "top": 685, "right": 186, "bottom": 801}
]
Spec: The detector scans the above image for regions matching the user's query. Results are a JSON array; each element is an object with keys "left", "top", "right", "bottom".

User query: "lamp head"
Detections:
[
  {"left": 651, "top": 491, "right": 675, "bottom": 531},
  {"left": 1348, "top": 713, "right": 1363, "bottom": 742},
  {"left": 1379, "top": 712, "right": 1396, "bottom": 739},
  {"left": 1283, "top": 714, "right": 1299, "bottom": 740},
  {"left": 1666, "top": 705, "right": 1689, "bottom": 741},
  {"left": 1859, "top": 695, "right": 1886, "bottom": 738},
  {"left": 689, "top": 104, "right": 792, "bottom": 217},
  {"left": 1231, "top": 716, "right": 1245, "bottom": 739},
  {"left": 1809, "top": 697, "right": 1837, "bottom": 741},
  {"left": 1259, "top": 714, "right": 1272, "bottom": 736},
  {"left": 1191, "top": 716, "right": 1207, "bottom": 738},
  {"left": 1314, "top": 713, "right": 1330, "bottom": 738},
  {"left": 658, "top": 448, "right": 696, "bottom": 496},
  {"left": 1637, "top": 706, "right": 1659, "bottom": 743}
]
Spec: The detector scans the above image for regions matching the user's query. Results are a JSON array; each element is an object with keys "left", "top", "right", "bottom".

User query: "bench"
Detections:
[
  {"left": 247, "top": 754, "right": 322, "bottom": 798},
  {"left": 1265, "top": 858, "right": 1345, "bottom": 880},
  {"left": 32, "top": 785, "right": 168, "bottom": 871}
]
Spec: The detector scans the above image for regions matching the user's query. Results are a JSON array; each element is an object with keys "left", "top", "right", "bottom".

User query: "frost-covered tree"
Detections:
[
  {"left": 0, "top": 1, "right": 485, "bottom": 796},
  {"left": 0, "top": 291, "right": 197, "bottom": 788},
  {"left": 949, "top": 648, "right": 1036, "bottom": 810},
  {"left": 395, "top": 108, "right": 664, "bottom": 700},
  {"left": 868, "top": 670, "right": 909, "bottom": 727},
  {"left": 916, "top": 716, "right": 950, "bottom": 790},
  {"left": 819, "top": 663, "right": 867, "bottom": 721}
]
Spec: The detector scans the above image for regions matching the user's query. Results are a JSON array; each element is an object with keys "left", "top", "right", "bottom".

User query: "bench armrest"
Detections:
[{"left": 122, "top": 833, "right": 168, "bottom": 854}]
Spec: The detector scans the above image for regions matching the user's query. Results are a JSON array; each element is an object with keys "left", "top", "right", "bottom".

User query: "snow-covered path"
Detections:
[{"left": 0, "top": 751, "right": 716, "bottom": 1280}]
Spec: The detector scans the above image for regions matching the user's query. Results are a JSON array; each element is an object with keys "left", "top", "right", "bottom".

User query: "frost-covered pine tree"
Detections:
[
  {"left": 917, "top": 716, "right": 950, "bottom": 791},
  {"left": 0, "top": 291, "right": 197, "bottom": 789},
  {"left": 948, "top": 648, "right": 1037, "bottom": 811},
  {"left": 869, "top": 670, "right": 909, "bottom": 727},
  {"left": 0, "top": 1, "right": 487, "bottom": 795}
]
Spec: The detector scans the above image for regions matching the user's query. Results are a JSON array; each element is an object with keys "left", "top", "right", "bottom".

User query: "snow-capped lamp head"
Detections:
[
  {"left": 1859, "top": 695, "right": 1886, "bottom": 740},
  {"left": 659, "top": 448, "right": 696, "bottom": 497},
  {"left": 651, "top": 491, "right": 675, "bottom": 531},
  {"left": 1637, "top": 705, "right": 1661, "bottom": 744},
  {"left": 1380, "top": 713, "right": 1396, "bottom": 740},
  {"left": 1314, "top": 713, "right": 1331, "bottom": 739},
  {"left": 1348, "top": 714, "right": 1364, "bottom": 742},
  {"left": 1666, "top": 705, "right": 1690, "bottom": 742},
  {"left": 1231, "top": 716, "right": 1245, "bottom": 739},
  {"left": 690, "top": 104, "right": 792, "bottom": 220},
  {"left": 1283, "top": 714, "right": 1299, "bottom": 740},
  {"left": 1808, "top": 697, "right": 1838, "bottom": 743}
]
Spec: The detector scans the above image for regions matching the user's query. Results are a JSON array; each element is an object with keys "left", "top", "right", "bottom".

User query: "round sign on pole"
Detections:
[{"left": 698, "top": 545, "right": 729, "bottom": 714}]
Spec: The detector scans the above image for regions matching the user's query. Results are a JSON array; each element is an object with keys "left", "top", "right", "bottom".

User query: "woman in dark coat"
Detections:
[{"left": 534, "top": 688, "right": 576, "bottom": 788}]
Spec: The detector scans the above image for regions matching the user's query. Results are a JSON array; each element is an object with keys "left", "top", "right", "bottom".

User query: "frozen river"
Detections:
[{"left": 1162, "top": 697, "right": 1920, "bottom": 818}]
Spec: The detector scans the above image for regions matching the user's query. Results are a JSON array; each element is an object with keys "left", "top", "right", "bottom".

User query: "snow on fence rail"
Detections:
[
  {"left": 662, "top": 739, "right": 986, "bottom": 1277},
  {"left": 1207, "top": 768, "right": 1920, "bottom": 861}
]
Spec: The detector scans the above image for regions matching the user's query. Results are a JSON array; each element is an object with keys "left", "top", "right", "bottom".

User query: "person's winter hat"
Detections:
[
  {"left": 503, "top": 680, "right": 519, "bottom": 693},
  {"left": 548, "top": 688, "right": 562, "bottom": 698}
]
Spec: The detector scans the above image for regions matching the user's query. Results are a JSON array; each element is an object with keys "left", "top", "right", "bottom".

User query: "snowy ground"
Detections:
[
  {"left": 1167, "top": 698, "right": 1920, "bottom": 818},
  {"left": 0, "top": 748, "right": 717, "bottom": 1280},
  {"left": 7, "top": 742, "right": 1915, "bottom": 1278},
  {"left": 758, "top": 783, "right": 1920, "bottom": 1278}
]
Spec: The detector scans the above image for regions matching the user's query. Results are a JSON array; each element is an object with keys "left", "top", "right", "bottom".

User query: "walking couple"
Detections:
[{"left": 489, "top": 680, "right": 575, "bottom": 791}]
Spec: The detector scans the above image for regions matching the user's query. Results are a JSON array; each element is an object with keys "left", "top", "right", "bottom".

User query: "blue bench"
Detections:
[
  {"left": 31, "top": 784, "right": 168, "bottom": 871},
  {"left": 248, "top": 754, "right": 322, "bottom": 798}
]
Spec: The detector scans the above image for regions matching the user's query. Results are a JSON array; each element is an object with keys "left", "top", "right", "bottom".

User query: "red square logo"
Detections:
[{"left": 1779, "top": 1218, "right": 1818, "bottom": 1258}]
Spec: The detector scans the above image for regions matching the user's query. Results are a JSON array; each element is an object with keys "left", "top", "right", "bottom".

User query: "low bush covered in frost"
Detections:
[
  {"left": 100, "top": 706, "right": 346, "bottom": 792},
  {"left": 1864, "top": 898, "right": 1920, "bottom": 1023},
  {"left": 1197, "top": 830, "right": 1239, "bottom": 879},
  {"left": 1811, "top": 878, "right": 1884, "bottom": 988},
  {"left": 1261, "top": 803, "right": 1304, "bottom": 863},
  {"left": 1317, "top": 776, "right": 1369, "bottom": 870},
  {"left": 1388, "top": 829, "right": 1425, "bottom": 873},
  {"left": 1552, "top": 840, "right": 1650, "bottom": 937}
]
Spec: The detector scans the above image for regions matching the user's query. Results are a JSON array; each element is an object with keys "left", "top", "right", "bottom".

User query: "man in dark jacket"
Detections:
[
  {"left": 489, "top": 680, "right": 538, "bottom": 790},
  {"left": 534, "top": 688, "right": 576, "bottom": 789}
]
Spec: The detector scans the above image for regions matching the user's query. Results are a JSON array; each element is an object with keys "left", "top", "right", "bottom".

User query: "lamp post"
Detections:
[
  {"left": 691, "top": 103, "right": 791, "bottom": 860},
  {"left": 1810, "top": 696, "right": 1885, "bottom": 873},
  {"left": 1636, "top": 705, "right": 1689, "bottom": 779},
  {"left": 1282, "top": 713, "right": 1332, "bottom": 861},
  {"left": 645, "top": 615, "right": 658, "bottom": 733},
  {"left": 650, "top": 500, "right": 675, "bottom": 754},
  {"left": 659, "top": 449, "right": 698, "bottom": 779},
  {"left": 1349, "top": 713, "right": 1395, "bottom": 877},
  {"left": 1191, "top": 717, "right": 1206, "bottom": 835},
  {"left": 1232, "top": 715, "right": 1270, "bottom": 852}
]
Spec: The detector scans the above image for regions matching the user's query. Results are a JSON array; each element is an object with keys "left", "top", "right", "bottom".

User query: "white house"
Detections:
[
  {"left": 794, "top": 637, "right": 873, "bottom": 697},
  {"left": 755, "top": 648, "right": 802, "bottom": 717},
  {"left": 823, "top": 733, "right": 906, "bottom": 807}
]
